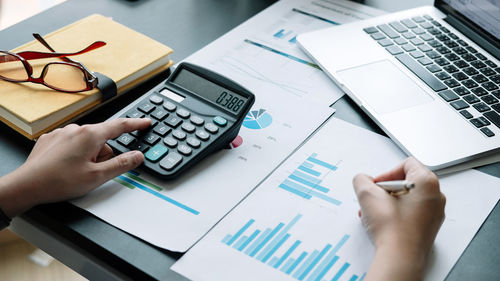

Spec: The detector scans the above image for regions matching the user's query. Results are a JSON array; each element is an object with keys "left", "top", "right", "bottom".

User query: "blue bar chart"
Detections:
[
  {"left": 278, "top": 153, "right": 342, "bottom": 206},
  {"left": 221, "top": 214, "right": 365, "bottom": 281},
  {"left": 274, "top": 29, "right": 294, "bottom": 39},
  {"left": 113, "top": 171, "right": 200, "bottom": 215}
]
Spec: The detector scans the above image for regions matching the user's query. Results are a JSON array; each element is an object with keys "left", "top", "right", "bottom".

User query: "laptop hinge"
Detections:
[{"left": 443, "top": 15, "right": 500, "bottom": 60}]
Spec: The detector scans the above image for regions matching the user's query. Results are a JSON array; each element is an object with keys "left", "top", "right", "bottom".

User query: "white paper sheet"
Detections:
[
  {"left": 183, "top": 0, "right": 385, "bottom": 106},
  {"left": 172, "top": 118, "right": 500, "bottom": 281}
]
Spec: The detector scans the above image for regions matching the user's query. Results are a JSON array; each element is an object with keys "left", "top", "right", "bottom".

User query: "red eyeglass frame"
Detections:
[{"left": 0, "top": 33, "right": 106, "bottom": 92}]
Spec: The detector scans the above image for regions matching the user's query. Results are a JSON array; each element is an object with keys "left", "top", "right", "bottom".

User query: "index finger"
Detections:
[{"left": 93, "top": 118, "right": 151, "bottom": 140}]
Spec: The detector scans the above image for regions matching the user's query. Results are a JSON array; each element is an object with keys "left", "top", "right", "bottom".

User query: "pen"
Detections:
[{"left": 376, "top": 180, "right": 415, "bottom": 195}]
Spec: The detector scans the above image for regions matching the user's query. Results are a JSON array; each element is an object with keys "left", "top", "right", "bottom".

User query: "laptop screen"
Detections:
[{"left": 437, "top": 0, "right": 499, "bottom": 45}]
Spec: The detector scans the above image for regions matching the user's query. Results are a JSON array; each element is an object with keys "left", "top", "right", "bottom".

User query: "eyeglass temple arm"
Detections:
[{"left": 32, "top": 33, "right": 74, "bottom": 64}]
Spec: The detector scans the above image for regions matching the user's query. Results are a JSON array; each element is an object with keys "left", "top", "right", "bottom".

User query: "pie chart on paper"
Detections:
[{"left": 243, "top": 109, "right": 273, "bottom": 129}]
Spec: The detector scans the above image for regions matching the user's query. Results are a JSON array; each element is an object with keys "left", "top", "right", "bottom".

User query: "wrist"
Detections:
[
  {"left": 0, "top": 165, "right": 40, "bottom": 218},
  {"left": 366, "top": 233, "right": 426, "bottom": 281}
]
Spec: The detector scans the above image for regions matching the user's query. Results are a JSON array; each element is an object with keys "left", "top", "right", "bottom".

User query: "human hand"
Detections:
[
  {"left": 353, "top": 157, "right": 446, "bottom": 281},
  {"left": 0, "top": 118, "right": 151, "bottom": 218}
]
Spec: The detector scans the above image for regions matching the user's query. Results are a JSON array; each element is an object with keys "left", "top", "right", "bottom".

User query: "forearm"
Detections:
[{"left": 0, "top": 166, "right": 38, "bottom": 218}]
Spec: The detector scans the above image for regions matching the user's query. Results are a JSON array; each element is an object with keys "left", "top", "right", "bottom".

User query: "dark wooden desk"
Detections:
[{"left": 1, "top": 0, "right": 498, "bottom": 280}]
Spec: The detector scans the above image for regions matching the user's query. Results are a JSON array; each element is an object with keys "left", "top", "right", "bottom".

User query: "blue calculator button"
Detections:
[
  {"left": 145, "top": 144, "right": 168, "bottom": 162},
  {"left": 213, "top": 116, "right": 227, "bottom": 127}
]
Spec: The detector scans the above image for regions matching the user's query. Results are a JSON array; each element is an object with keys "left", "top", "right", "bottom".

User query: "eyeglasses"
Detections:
[{"left": 0, "top": 33, "right": 106, "bottom": 92}]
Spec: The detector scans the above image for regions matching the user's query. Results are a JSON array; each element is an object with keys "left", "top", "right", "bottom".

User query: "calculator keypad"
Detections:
[{"left": 111, "top": 94, "right": 231, "bottom": 176}]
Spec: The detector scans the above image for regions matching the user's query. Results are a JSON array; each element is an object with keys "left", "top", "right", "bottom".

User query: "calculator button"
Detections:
[
  {"left": 163, "top": 101, "right": 177, "bottom": 112},
  {"left": 151, "top": 108, "right": 169, "bottom": 120},
  {"left": 195, "top": 130, "right": 210, "bottom": 141},
  {"left": 160, "top": 152, "right": 183, "bottom": 171},
  {"left": 177, "top": 144, "right": 192, "bottom": 156},
  {"left": 213, "top": 116, "right": 227, "bottom": 127},
  {"left": 163, "top": 137, "right": 178, "bottom": 148},
  {"left": 172, "top": 130, "right": 187, "bottom": 140},
  {"left": 153, "top": 123, "right": 172, "bottom": 137},
  {"left": 138, "top": 103, "right": 156, "bottom": 114},
  {"left": 130, "top": 130, "right": 141, "bottom": 137},
  {"left": 190, "top": 115, "right": 205, "bottom": 126},
  {"left": 142, "top": 133, "right": 160, "bottom": 145},
  {"left": 204, "top": 123, "right": 219, "bottom": 134},
  {"left": 117, "top": 134, "right": 135, "bottom": 147},
  {"left": 130, "top": 142, "right": 149, "bottom": 153},
  {"left": 165, "top": 116, "right": 183, "bottom": 128},
  {"left": 126, "top": 110, "right": 145, "bottom": 119},
  {"left": 181, "top": 123, "right": 196, "bottom": 133},
  {"left": 149, "top": 95, "right": 163, "bottom": 105},
  {"left": 145, "top": 144, "right": 168, "bottom": 162},
  {"left": 176, "top": 108, "right": 191, "bottom": 119},
  {"left": 186, "top": 137, "right": 201, "bottom": 148},
  {"left": 150, "top": 119, "right": 159, "bottom": 127}
]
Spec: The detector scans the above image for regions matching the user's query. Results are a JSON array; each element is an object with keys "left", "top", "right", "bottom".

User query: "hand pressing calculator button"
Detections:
[{"left": 107, "top": 62, "right": 255, "bottom": 179}]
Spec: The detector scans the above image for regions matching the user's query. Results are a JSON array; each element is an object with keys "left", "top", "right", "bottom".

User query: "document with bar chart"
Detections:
[
  {"left": 172, "top": 118, "right": 500, "bottom": 281},
  {"left": 184, "top": 0, "right": 384, "bottom": 106}
]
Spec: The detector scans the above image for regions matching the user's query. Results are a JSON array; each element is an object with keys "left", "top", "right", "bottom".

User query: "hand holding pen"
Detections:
[{"left": 352, "top": 157, "right": 446, "bottom": 281}]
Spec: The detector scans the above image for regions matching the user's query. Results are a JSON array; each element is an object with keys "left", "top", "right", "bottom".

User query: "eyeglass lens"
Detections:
[
  {"left": 44, "top": 63, "right": 88, "bottom": 92},
  {"left": 0, "top": 53, "right": 28, "bottom": 81}
]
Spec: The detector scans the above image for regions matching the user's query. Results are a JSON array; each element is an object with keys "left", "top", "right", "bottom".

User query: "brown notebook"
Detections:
[{"left": 0, "top": 14, "right": 174, "bottom": 140}]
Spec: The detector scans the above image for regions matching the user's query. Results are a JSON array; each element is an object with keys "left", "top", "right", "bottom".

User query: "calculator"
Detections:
[{"left": 107, "top": 62, "right": 255, "bottom": 179}]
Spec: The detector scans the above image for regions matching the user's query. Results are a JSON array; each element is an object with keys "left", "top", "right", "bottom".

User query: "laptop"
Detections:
[{"left": 297, "top": 1, "right": 500, "bottom": 170}]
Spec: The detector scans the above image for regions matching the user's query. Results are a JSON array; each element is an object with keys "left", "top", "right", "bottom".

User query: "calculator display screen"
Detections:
[{"left": 172, "top": 69, "right": 248, "bottom": 115}]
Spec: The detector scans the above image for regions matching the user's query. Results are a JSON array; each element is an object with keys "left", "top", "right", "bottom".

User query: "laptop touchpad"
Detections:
[{"left": 337, "top": 60, "right": 433, "bottom": 114}]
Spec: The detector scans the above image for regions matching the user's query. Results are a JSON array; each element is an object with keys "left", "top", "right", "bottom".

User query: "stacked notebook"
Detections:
[{"left": 0, "top": 14, "right": 174, "bottom": 140}]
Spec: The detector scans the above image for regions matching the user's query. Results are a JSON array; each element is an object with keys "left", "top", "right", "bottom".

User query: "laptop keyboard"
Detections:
[{"left": 364, "top": 15, "right": 500, "bottom": 137}]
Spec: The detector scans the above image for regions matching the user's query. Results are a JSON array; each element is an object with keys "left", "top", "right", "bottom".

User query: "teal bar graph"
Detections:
[
  {"left": 220, "top": 214, "right": 365, "bottom": 280},
  {"left": 277, "top": 153, "right": 342, "bottom": 206}
]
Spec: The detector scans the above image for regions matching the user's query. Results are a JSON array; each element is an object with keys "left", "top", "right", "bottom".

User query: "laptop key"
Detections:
[
  {"left": 438, "top": 90, "right": 459, "bottom": 101},
  {"left": 395, "top": 54, "right": 447, "bottom": 91},
  {"left": 476, "top": 53, "right": 487, "bottom": 60},
  {"left": 436, "top": 34, "right": 450, "bottom": 41},
  {"left": 386, "top": 45, "right": 403, "bottom": 55},
  {"left": 483, "top": 82, "right": 498, "bottom": 91},
  {"left": 434, "top": 58, "right": 449, "bottom": 66},
  {"left": 480, "top": 127, "right": 495, "bottom": 137},
  {"left": 389, "top": 21, "right": 408, "bottom": 33},
  {"left": 418, "top": 57, "right": 433, "bottom": 65},
  {"left": 444, "top": 79, "right": 460, "bottom": 88},
  {"left": 473, "top": 102, "right": 490, "bottom": 112},
  {"left": 377, "top": 24, "right": 400, "bottom": 38},
  {"left": 420, "top": 33, "right": 433, "bottom": 41},
  {"left": 493, "top": 90, "right": 500, "bottom": 99},
  {"left": 412, "top": 16, "right": 425, "bottom": 23},
  {"left": 459, "top": 110, "right": 473, "bottom": 119},
  {"left": 484, "top": 111, "right": 500, "bottom": 128},
  {"left": 452, "top": 47, "right": 467, "bottom": 55},
  {"left": 378, "top": 39, "right": 393, "bottom": 47},
  {"left": 426, "top": 64, "right": 441, "bottom": 73},
  {"left": 394, "top": 37, "right": 408, "bottom": 45},
  {"left": 492, "top": 75, "right": 500, "bottom": 84},
  {"left": 436, "top": 46, "right": 451, "bottom": 54},
  {"left": 428, "top": 28, "right": 441, "bottom": 35},
  {"left": 480, "top": 68, "right": 496, "bottom": 76},
  {"left": 371, "top": 33, "right": 386, "bottom": 40},
  {"left": 428, "top": 40, "right": 442, "bottom": 48},
  {"left": 452, "top": 72, "right": 468, "bottom": 81},
  {"left": 444, "top": 53, "right": 460, "bottom": 61},
  {"left": 410, "top": 38, "right": 424, "bottom": 45},
  {"left": 484, "top": 60, "right": 497, "bottom": 68},
  {"left": 363, "top": 27, "right": 378, "bottom": 34},
  {"left": 402, "top": 32, "right": 416, "bottom": 39},
  {"left": 463, "top": 79, "right": 478, "bottom": 89},
  {"left": 462, "top": 53, "right": 477, "bottom": 62},
  {"left": 457, "top": 39, "right": 468, "bottom": 46},
  {"left": 470, "top": 118, "right": 488, "bottom": 128},
  {"left": 420, "top": 21, "right": 433, "bottom": 29},
  {"left": 443, "top": 65, "right": 458, "bottom": 73},
  {"left": 454, "top": 60, "right": 468, "bottom": 68},
  {"left": 413, "top": 27, "right": 426, "bottom": 35},
  {"left": 402, "top": 44, "right": 416, "bottom": 52},
  {"left": 427, "top": 51, "right": 440, "bottom": 59},
  {"left": 450, "top": 100, "right": 469, "bottom": 110},
  {"left": 463, "top": 67, "right": 479, "bottom": 75},
  {"left": 466, "top": 46, "right": 478, "bottom": 53},
  {"left": 493, "top": 104, "right": 500, "bottom": 112},
  {"left": 471, "top": 61, "right": 487, "bottom": 69},
  {"left": 423, "top": 15, "right": 433, "bottom": 21},
  {"left": 454, "top": 86, "right": 470, "bottom": 95},
  {"left": 482, "top": 95, "right": 499, "bottom": 105},
  {"left": 401, "top": 19, "right": 418, "bottom": 29},
  {"left": 436, "top": 72, "right": 451, "bottom": 80},
  {"left": 472, "top": 74, "right": 488, "bottom": 83},
  {"left": 471, "top": 87, "right": 487, "bottom": 96},
  {"left": 418, "top": 44, "right": 432, "bottom": 52},
  {"left": 449, "top": 33, "right": 459, "bottom": 40},
  {"left": 463, "top": 94, "right": 480, "bottom": 104},
  {"left": 444, "top": 41, "right": 458, "bottom": 48}
]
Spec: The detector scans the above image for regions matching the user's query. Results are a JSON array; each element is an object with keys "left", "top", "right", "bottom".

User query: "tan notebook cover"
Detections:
[{"left": 0, "top": 14, "right": 174, "bottom": 139}]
